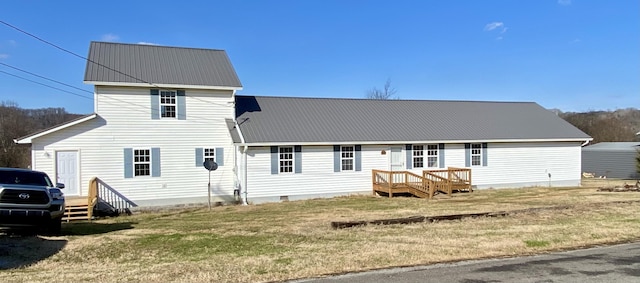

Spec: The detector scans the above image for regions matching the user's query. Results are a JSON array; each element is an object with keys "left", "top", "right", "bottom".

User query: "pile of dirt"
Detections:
[{"left": 597, "top": 181, "right": 640, "bottom": 192}]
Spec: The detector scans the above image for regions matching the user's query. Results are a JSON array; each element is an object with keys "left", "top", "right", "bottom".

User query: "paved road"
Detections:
[{"left": 291, "top": 242, "right": 640, "bottom": 283}]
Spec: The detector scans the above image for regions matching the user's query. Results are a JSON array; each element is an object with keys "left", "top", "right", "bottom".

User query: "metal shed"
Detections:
[{"left": 582, "top": 142, "right": 640, "bottom": 179}]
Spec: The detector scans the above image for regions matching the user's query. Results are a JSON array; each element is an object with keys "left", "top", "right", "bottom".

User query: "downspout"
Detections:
[
  {"left": 580, "top": 139, "right": 591, "bottom": 147},
  {"left": 233, "top": 107, "right": 249, "bottom": 205}
]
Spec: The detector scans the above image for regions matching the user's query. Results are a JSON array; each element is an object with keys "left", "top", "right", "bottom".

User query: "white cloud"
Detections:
[
  {"left": 0, "top": 54, "right": 9, "bottom": 59},
  {"left": 101, "top": 33, "right": 120, "bottom": 42},
  {"left": 7, "top": 40, "right": 17, "bottom": 46},
  {"left": 558, "top": 0, "right": 571, "bottom": 6},
  {"left": 137, "top": 41, "right": 159, "bottom": 45},
  {"left": 484, "top": 22, "right": 508, "bottom": 40},
  {"left": 484, "top": 22, "right": 504, "bottom": 31}
]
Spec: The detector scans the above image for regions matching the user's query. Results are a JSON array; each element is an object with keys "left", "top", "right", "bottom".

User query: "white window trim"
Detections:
[
  {"left": 470, "top": 143, "right": 482, "bottom": 167},
  {"left": 412, "top": 145, "right": 424, "bottom": 168},
  {"left": 160, "top": 90, "right": 177, "bottom": 118},
  {"left": 203, "top": 148, "right": 215, "bottom": 163},
  {"left": 341, "top": 145, "right": 355, "bottom": 172},
  {"left": 133, "top": 148, "right": 151, "bottom": 177},
  {"left": 279, "top": 146, "right": 294, "bottom": 174},
  {"left": 426, "top": 144, "right": 439, "bottom": 168}
]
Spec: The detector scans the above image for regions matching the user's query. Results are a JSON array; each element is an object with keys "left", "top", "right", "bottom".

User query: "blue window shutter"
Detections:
[
  {"left": 123, "top": 148, "right": 133, "bottom": 178},
  {"left": 216, "top": 147, "right": 224, "bottom": 166},
  {"left": 177, "top": 90, "right": 186, "bottom": 120},
  {"left": 464, "top": 143, "right": 471, "bottom": 167},
  {"left": 439, "top": 143, "right": 445, "bottom": 168},
  {"left": 270, "top": 146, "right": 278, "bottom": 175},
  {"left": 151, "top": 148, "right": 161, "bottom": 177},
  {"left": 195, "top": 148, "right": 203, "bottom": 167},
  {"left": 333, "top": 145, "right": 340, "bottom": 172},
  {"left": 405, "top": 144, "right": 412, "bottom": 169},
  {"left": 355, "top": 145, "right": 362, "bottom": 171},
  {"left": 482, "top": 143, "right": 488, "bottom": 167},
  {"left": 150, "top": 89, "right": 159, "bottom": 119},
  {"left": 294, "top": 145, "right": 302, "bottom": 173}
]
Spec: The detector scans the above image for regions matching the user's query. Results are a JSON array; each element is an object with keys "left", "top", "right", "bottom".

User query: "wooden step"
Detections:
[{"left": 64, "top": 204, "right": 91, "bottom": 222}]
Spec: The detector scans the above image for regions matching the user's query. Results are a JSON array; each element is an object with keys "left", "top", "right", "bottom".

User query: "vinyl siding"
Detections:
[
  {"left": 582, "top": 150, "right": 639, "bottom": 179},
  {"left": 31, "top": 86, "right": 236, "bottom": 206},
  {"left": 243, "top": 142, "right": 582, "bottom": 201}
]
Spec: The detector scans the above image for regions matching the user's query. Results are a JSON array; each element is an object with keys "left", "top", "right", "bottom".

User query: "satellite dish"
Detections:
[{"left": 203, "top": 160, "right": 218, "bottom": 171}]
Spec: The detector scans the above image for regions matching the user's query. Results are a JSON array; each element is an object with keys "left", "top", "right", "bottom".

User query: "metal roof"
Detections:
[
  {"left": 235, "top": 96, "right": 592, "bottom": 144},
  {"left": 582, "top": 142, "right": 640, "bottom": 151},
  {"left": 84, "top": 42, "right": 242, "bottom": 88}
]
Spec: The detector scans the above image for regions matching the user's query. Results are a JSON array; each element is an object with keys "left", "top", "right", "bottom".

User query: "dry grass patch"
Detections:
[{"left": 2, "top": 181, "right": 640, "bottom": 282}]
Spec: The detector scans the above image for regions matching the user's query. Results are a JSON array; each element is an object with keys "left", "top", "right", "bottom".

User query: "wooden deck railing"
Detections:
[
  {"left": 423, "top": 167, "right": 472, "bottom": 196},
  {"left": 373, "top": 167, "right": 472, "bottom": 199}
]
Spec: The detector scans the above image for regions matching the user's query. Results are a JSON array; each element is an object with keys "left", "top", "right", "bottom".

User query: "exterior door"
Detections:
[
  {"left": 56, "top": 151, "right": 79, "bottom": 196},
  {"left": 390, "top": 146, "right": 404, "bottom": 171}
]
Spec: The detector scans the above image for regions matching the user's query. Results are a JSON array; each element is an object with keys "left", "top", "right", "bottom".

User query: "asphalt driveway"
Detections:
[{"left": 292, "top": 242, "right": 640, "bottom": 283}]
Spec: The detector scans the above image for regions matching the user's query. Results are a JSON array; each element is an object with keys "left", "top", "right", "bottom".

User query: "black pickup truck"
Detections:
[{"left": 0, "top": 168, "right": 65, "bottom": 234}]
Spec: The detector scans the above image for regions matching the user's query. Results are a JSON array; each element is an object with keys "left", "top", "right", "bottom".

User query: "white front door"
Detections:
[
  {"left": 390, "top": 146, "right": 404, "bottom": 171},
  {"left": 56, "top": 151, "right": 79, "bottom": 196}
]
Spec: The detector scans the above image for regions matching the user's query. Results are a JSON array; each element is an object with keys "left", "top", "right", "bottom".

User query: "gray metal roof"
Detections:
[
  {"left": 582, "top": 142, "right": 640, "bottom": 151},
  {"left": 235, "top": 96, "right": 592, "bottom": 144},
  {"left": 225, "top": 118, "right": 242, "bottom": 143},
  {"left": 84, "top": 42, "right": 242, "bottom": 88}
]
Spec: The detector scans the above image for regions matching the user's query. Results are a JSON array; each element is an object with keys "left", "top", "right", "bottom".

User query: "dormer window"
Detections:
[{"left": 160, "top": 91, "right": 177, "bottom": 118}]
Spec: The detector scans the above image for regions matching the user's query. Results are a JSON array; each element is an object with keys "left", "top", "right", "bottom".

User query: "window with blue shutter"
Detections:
[
  {"left": 466, "top": 143, "right": 486, "bottom": 167},
  {"left": 354, "top": 145, "right": 361, "bottom": 171},
  {"left": 294, "top": 145, "right": 302, "bottom": 173},
  {"left": 438, "top": 143, "right": 445, "bottom": 168},
  {"left": 195, "top": 148, "right": 203, "bottom": 166},
  {"left": 125, "top": 148, "right": 160, "bottom": 177},
  {"left": 177, "top": 90, "right": 186, "bottom": 120},
  {"left": 405, "top": 144, "right": 413, "bottom": 169},
  {"left": 481, "top": 143, "right": 488, "bottom": 167},
  {"left": 464, "top": 143, "right": 471, "bottom": 167},
  {"left": 151, "top": 148, "right": 161, "bottom": 177},
  {"left": 270, "top": 146, "right": 279, "bottom": 175},
  {"left": 215, "top": 147, "right": 224, "bottom": 166},
  {"left": 124, "top": 148, "right": 133, "bottom": 178},
  {"left": 150, "top": 89, "right": 160, "bottom": 119}
]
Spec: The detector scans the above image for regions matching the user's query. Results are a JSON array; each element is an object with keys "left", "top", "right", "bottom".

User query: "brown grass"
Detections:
[{"left": 2, "top": 179, "right": 640, "bottom": 283}]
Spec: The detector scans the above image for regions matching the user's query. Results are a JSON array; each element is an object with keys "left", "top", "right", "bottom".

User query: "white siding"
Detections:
[
  {"left": 243, "top": 142, "right": 583, "bottom": 202},
  {"left": 31, "top": 86, "right": 236, "bottom": 206}
]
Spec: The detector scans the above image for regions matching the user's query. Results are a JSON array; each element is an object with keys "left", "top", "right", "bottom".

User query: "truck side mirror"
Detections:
[{"left": 56, "top": 183, "right": 65, "bottom": 189}]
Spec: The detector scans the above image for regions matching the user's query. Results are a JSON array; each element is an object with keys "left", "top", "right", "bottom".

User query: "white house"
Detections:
[{"left": 16, "top": 42, "right": 592, "bottom": 207}]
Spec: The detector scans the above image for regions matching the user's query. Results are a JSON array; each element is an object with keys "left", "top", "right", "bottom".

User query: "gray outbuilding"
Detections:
[{"left": 582, "top": 142, "right": 640, "bottom": 179}]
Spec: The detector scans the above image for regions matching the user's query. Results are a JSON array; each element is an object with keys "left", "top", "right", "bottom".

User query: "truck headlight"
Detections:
[{"left": 49, "top": 188, "right": 64, "bottom": 200}]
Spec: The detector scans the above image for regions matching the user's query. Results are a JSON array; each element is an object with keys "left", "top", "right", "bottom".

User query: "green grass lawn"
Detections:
[{"left": 1, "top": 180, "right": 640, "bottom": 283}]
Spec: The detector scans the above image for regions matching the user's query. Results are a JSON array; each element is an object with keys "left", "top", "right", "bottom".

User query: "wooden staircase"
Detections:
[
  {"left": 64, "top": 197, "right": 91, "bottom": 222},
  {"left": 372, "top": 167, "right": 472, "bottom": 199},
  {"left": 63, "top": 178, "right": 98, "bottom": 222}
]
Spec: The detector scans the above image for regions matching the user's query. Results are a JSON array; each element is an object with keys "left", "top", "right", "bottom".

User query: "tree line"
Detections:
[
  {"left": 557, "top": 108, "right": 640, "bottom": 144},
  {"left": 0, "top": 101, "right": 83, "bottom": 168}
]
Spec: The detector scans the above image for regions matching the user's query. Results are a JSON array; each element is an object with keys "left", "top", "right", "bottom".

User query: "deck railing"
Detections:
[
  {"left": 373, "top": 167, "right": 472, "bottom": 199},
  {"left": 87, "top": 177, "right": 137, "bottom": 216}
]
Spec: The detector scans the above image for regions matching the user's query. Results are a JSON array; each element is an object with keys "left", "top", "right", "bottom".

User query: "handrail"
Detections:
[{"left": 87, "top": 177, "right": 98, "bottom": 221}]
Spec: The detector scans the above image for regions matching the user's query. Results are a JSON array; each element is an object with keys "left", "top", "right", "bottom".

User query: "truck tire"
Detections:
[{"left": 46, "top": 218, "right": 62, "bottom": 235}]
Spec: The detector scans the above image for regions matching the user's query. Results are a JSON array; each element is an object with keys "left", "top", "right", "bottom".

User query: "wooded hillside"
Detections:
[
  {"left": 0, "top": 101, "right": 83, "bottom": 168},
  {"left": 558, "top": 108, "right": 640, "bottom": 144}
]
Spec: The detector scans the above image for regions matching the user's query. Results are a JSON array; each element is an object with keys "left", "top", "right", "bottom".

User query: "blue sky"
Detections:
[{"left": 0, "top": 0, "right": 638, "bottom": 114}]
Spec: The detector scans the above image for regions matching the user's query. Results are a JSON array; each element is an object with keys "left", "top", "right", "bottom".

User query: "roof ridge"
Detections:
[
  {"left": 236, "top": 95, "right": 537, "bottom": 104},
  {"left": 90, "top": 41, "right": 226, "bottom": 52}
]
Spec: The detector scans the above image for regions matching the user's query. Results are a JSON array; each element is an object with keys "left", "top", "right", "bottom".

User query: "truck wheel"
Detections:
[{"left": 46, "top": 218, "right": 62, "bottom": 235}]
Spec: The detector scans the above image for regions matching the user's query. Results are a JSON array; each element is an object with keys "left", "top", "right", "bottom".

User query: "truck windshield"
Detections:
[{"left": 0, "top": 170, "right": 53, "bottom": 187}]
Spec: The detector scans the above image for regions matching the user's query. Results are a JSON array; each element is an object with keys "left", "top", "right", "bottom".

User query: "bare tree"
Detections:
[{"left": 366, "top": 79, "right": 397, "bottom": 100}]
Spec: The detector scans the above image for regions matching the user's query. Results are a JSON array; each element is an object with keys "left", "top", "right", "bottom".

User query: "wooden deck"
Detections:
[{"left": 372, "top": 167, "right": 472, "bottom": 199}]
